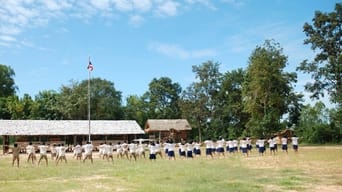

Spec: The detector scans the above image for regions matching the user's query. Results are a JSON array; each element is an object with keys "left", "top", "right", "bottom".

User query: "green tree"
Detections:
[
  {"left": 218, "top": 68, "right": 249, "bottom": 139},
  {"left": 0, "top": 64, "right": 17, "bottom": 97},
  {"left": 32, "top": 90, "right": 63, "bottom": 120},
  {"left": 145, "top": 77, "right": 182, "bottom": 119},
  {"left": 0, "top": 64, "right": 17, "bottom": 119},
  {"left": 242, "top": 40, "right": 297, "bottom": 138},
  {"left": 124, "top": 95, "right": 149, "bottom": 127},
  {"left": 297, "top": 3, "right": 342, "bottom": 104},
  {"left": 179, "top": 61, "right": 222, "bottom": 141},
  {"left": 59, "top": 78, "right": 123, "bottom": 120},
  {"left": 6, "top": 94, "right": 34, "bottom": 119},
  {"left": 297, "top": 102, "right": 339, "bottom": 143}
]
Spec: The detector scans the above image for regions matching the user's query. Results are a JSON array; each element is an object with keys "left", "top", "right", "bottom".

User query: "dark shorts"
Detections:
[
  {"left": 229, "top": 148, "right": 234, "bottom": 153},
  {"left": 149, "top": 154, "right": 156, "bottom": 160},
  {"left": 217, "top": 147, "right": 224, "bottom": 153},
  {"left": 282, "top": 144, "right": 288, "bottom": 150},
  {"left": 259, "top": 146, "right": 265, "bottom": 153},
  {"left": 242, "top": 148, "right": 247, "bottom": 153},
  {"left": 180, "top": 151, "right": 186, "bottom": 157},
  {"left": 194, "top": 149, "right": 201, "bottom": 155},
  {"left": 187, "top": 151, "right": 193, "bottom": 158},
  {"left": 293, "top": 145, "right": 298, "bottom": 150},
  {"left": 168, "top": 151, "right": 175, "bottom": 157},
  {"left": 206, "top": 148, "right": 212, "bottom": 155}
]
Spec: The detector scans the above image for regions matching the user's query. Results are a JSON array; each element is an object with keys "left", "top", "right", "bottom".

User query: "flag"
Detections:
[{"left": 87, "top": 61, "right": 94, "bottom": 71}]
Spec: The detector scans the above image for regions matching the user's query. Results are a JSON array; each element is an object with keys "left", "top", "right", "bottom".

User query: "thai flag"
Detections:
[{"left": 87, "top": 61, "right": 93, "bottom": 71}]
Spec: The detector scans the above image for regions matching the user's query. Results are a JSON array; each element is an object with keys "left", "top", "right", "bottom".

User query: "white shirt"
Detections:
[
  {"left": 291, "top": 137, "right": 298, "bottom": 145},
  {"left": 129, "top": 143, "right": 137, "bottom": 153},
  {"left": 268, "top": 139, "right": 275, "bottom": 148},
  {"left": 26, "top": 145, "right": 35, "bottom": 154},
  {"left": 58, "top": 146, "right": 66, "bottom": 156},
  {"left": 204, "top": 140, "right": 213, "bottom": 149},
  {"left": 240, "top": 140, "right": 247, "bottom": 148},
  {"left": 281, "top": 137, "right": 288, "bottom": 145},
  {"left": 216, "top": 140, "right": 224, "bottom": 148},
  {"left": 39, "top": 145, "right": 48, "bottom": 155},
  {"left": 83, "top": 144, "right": 93, "bottom": 155},
  {"left": 168, "top": 143, "right": 175, "bottom": 151},
  {"left": 186, "top": 143, "right": 193, "bottom": 151},
  {"left": 149, "top": 144, "right": 157, "bottom": 154},
  {"left": 257, "top": 139, "right": 265, "bottom": 147},
  {"left": 74, "top": 145, "right": 82, "bottom": 154}
]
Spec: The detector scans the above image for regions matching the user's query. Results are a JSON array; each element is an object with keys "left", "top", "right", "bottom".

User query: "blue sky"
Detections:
[{"left": 0, "top": 0, "right": 338, "bottom": 106}]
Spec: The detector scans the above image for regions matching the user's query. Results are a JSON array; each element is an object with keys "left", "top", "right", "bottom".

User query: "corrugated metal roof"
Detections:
[
  {"left": 144, "top": 119, "right": 192, "bottom": 132},
  {"left": 0, "top": 120, "right": 144, "bottom": 135}
]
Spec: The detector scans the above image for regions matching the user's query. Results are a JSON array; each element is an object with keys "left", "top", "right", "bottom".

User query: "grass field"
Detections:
[{"left": 0, "top": 146, "right": 341, "bottom": 192}]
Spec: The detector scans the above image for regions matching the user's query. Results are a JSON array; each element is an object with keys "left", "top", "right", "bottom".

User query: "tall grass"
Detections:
[{"left": 0, "top": 146, "right": 341, "bottom": 192}]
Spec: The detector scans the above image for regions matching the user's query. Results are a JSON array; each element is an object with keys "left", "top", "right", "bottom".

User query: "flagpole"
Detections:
[{"left": 88, "top": 56, "right": 91, "bottom": 142}]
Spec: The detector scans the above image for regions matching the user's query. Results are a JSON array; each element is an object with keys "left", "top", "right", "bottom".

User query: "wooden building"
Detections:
[
  {"left": 0, "top": 120, "right": 144, "bottom": 153},
  {"left": 144, "top": 119, "right": 192, "bottom": 142}
]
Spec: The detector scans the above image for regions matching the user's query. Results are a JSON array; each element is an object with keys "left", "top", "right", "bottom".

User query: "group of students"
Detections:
[
  {"left": 11, "top": 141, "right": 94, "bottom": 167},
  {"left": 10, "top": 136, "right": 299, "bottom": 167},
  {"left": 202, "top": 136, "right": 299, "bottom": 158}
]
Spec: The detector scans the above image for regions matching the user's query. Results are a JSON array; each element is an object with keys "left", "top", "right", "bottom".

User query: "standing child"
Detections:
[
  {"left": 281, "top": 137, "right": 288, "bottom": 154},
  {"left": 12, "top": 143, "right": 20, "bottom": 167},
  {"left": 291, "top": 135, "right": 299, "bottom": 152},
  {"left": 83, "top": 141, "right": 94, "bottom": 164},
  {"left": 257, "top": 138, "right": 266, "bottom": 156},
  {"left": 38, "top": 142, "right": 48, "bottom": 166},
  {"left": 148, "top": 142, "right": 157, "bottom": 161},
  {"left": 26, "top": 142, "right": 36, "bottom": 164}
]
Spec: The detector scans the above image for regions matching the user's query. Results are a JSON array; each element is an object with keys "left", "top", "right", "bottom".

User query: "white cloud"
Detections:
[
  {"left": 149, "top": 42, "right": 217, "bottom": 59},
  {"left": 90, "top": 0, "right": 112, "bottom": 10},
  {"left": 132, "top": 0, "right": 152, "bottom": 12},
  {"left": 0, "top": 35, "right": 16, "bottom": 42},
  {"left": 112, "top": 0, "right": 133, "bottom": 11},
  {"left": 0, "top": 0, "right": 224, "bottom": 48},
  {"left": 129, "top": 15, "right": 145, "bottom": 27},
  {"left": 155, "top": 1, "right": 180, "bottom": 17}
]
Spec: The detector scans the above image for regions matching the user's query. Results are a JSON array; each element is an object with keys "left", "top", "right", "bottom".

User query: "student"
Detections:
[
  {"left": 216, "top": 138, "right": 225, "bottom": 157},
  {"left": 83, "top": 141, "right": 93, "bottom": 164},
  {"left": 257, "top": 138, "right": 266, "bottom": 156},
  {"left": 26, "top": 142, "right": 36, "bottom": 164},
  {"left": 38, "top": 142, "right": 48, "bottom": 166},
  {"left": 155, "top": 141, "right": 163, "bottom": 159},
  {"left": 98, "top": 143, "right": 105, "bottom": 158},
  {"left": 128, "top": 142, "right": 137, "bottom": 161},
  {"left": 148, "top": 142, "right": 157, "bottom": 161},
  {"left": 186, "top": 141, "right": 193, "bottom": 159},
  {"left": 12, "top": 143, "right": 20, "bottom": 167},
  {"left": 121, "top": 141, "right": 129, "bottom": 160},
  {"left": 291, "top": 135, "right": 299, "bottom": 152},
  {"left": 101, "top": 143, "right": 109, "bottom": 160},
  {"left": 204, "top": 138, "right": 214, "bottom": 159},
  {"left": 227, "top": 139, "right": 234, "bottom": 154},
  {"left": 193, "top": 141, "right": 201, "bottom": 157},
  {"left": 268, "top": 137, "right": 276, "bottom": 155},
  {"left": 50, "top": 144, "right": 57, "bottom": 160},
  {"left": 73, "top": 143, "right": 83, "bottom": 161},
  {"left": 136, "top": 142, "right": 146, "bottom": 159},
  {"left": 167, "top": 140, "right": 176, "bottom": 160},
  {"left": 106, "top": 142, "right": 114, "bottom": 162},
  {"left": 178, "top": 141, "right": 186, "bottom": 159},
  {"left": 56, "top": 144, "right": 67, "bottom": 165},
  {"left": 240, "top": 138, "right": 248, "bottom": 157},
  {"left": 115, "top": 142, "right": 122, "bottom": 159},
  {"left": 281, "top": 137, "right": 288, "bottom": 153}
]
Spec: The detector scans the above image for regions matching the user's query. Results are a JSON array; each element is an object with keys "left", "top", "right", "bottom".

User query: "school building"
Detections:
[
  {"left": 0, "top": 120, "right": 145, "bottom": 153},
  {"left": 144, "top": 119, "right": 192, "bottom": 142}
]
